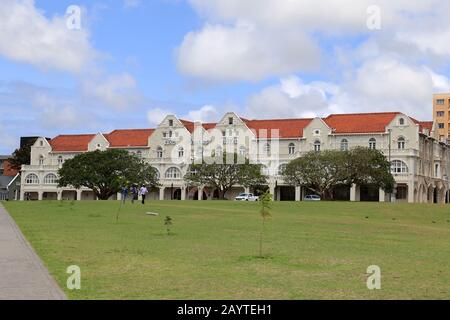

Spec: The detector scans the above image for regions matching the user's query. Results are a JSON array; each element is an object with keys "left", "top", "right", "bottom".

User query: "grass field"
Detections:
[{"left": 2, "top": 200, "right": 450, "bottom": 300}]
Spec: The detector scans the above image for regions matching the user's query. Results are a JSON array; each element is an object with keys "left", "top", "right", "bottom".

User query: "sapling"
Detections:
[
  {"left": 165, "top": 216, "right": 173, "bottom": 236},
  {"left": 259, "top": 191, "right": 273, "bottom": 258}
]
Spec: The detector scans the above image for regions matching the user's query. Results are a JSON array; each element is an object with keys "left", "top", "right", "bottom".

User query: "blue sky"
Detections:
[{"left": 1, "top": 0, "right": 450, "bottom": 154}]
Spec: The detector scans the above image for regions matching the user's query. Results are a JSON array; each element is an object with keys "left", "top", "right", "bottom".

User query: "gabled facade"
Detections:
[{"left": 19, "top": 111, "right": 450, "bottom": 204}]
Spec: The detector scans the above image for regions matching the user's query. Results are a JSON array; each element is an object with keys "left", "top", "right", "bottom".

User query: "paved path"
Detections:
[{"left": 0, "top": 203, "right": 67, "bottom": 300}]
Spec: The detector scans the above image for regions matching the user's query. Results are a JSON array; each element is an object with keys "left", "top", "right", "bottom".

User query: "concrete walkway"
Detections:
[{"left": 0, "top": 203, "right": 66, "bottom": 300}]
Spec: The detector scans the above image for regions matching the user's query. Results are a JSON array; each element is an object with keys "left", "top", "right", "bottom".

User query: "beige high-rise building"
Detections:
[{"left": 433, "top": 93, "right": 450, "bottom": 142}]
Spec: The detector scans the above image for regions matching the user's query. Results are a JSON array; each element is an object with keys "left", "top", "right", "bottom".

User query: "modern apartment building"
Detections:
[
  {"left": 19, "top": 111, "right": 450, "bottom": 204},
  {"left": 433, "top": 93, "right": 450, "bottom": 143}
]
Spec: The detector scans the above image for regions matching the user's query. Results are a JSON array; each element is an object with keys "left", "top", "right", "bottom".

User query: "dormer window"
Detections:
[
  {"left": 40, "top": 140, "right": 44, "bottom": 147},
  {"left": 399, "top": 118, "right": 405, "bottom": 126},
  {"left": 229, "top": 117, "right": 234, "bottom": 125},
  {"left": 169, "top": 119, "right": 174, "bottom": 127}
]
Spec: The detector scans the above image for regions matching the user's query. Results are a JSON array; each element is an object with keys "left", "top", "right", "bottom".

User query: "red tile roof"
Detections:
[
  {"left": 323, "top": 112, "right": 401, "bottom": 134},
  {"left": 49, "top": 134, "right": 95, "bottom": 152},
  {"left": 180, "top": 120, "right": 217, "bottom": 133},
  {"left": 105, "top": 129, "right": 154, "bottom": 147},
  {"left": 243, "top": 118, "right": 313, "bottom": 138}
]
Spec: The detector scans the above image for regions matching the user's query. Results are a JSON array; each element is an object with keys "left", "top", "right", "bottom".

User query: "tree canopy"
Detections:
[
  {"left": 58, "top": 149, "right": 160, "bottom": 200},
  {"left": 8, "top": 140, "right": 36, "bottom": 171},
  {"left": 283, "top": 147, "right": 394, "bottom": 200},
  {"left": 184, "top": 153, "right": 267, "bottom": 200}
]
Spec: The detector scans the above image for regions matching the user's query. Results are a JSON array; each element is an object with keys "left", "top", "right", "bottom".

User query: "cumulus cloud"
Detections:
[
  {"left": 0, "top": 0, "right": 96, "bottom": 73},
  {"left": 184, "top": 105, "right": 219, "bottom": 122},
  {"left": 244, "top": 55, "right": 450, "bottom": 120},
  {"left": 82, "top": 73, "right": 142, "bottom": 110},
  {"left": 147, "top": 108, "right": 169, "bottom": 125}
]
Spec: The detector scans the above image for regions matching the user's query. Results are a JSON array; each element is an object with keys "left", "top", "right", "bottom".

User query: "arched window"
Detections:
[
  {"left": 340, "top": 139, "right": 349, "bottom": 151},
  {"left": 278, "top": 164, "right": 287, "bottom": 176},
  {"left": 397, "top": 137, "right": 406, "bottom": 150},
  {"left": 391, "top": 160, "right": 408, "bottom": 174},
  {"left": 178, "top": 147, "right": 184, "bottom": 158},
  {"left": 399, "top": 118, "right": 405, "bottom": 125},
  {"left": 165, "top": 167, "right": 182, "bottom": 179},
  {"left": 57, "top": 156, "right": 64, "bottom": 165},
  {"left": 39, "top": 155, "right": 45, "bottom": 165},
  {"left": 156, "top": 146, "right": 163, "bottom": 159},
  {"left": 44, "top": 173, "right": 58, "bottom": 185},
  {"left": 369, "top": 138, "right": 377, "bottom": 150},
  {"left": 288, "top": 143, "right": 295, "bottom": 155},
  {"left": 25, "top": 174, "right": 39, "bottom": 185},
  {"left": 314, "top": 140, "right": 321, "bottom": 152}
]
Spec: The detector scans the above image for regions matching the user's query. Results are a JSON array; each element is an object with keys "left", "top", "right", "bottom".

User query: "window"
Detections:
[
  {"left": 58, "top": 156, "right": 64, "bottom": 165},
  {"left": 314, "top": 130, "right": 320, "bottom": 135},
  {"left": 435, "top": 163, "right": 440, "bottom": 178},
  {"left": 39, "top": 155, "right": 44, "bottom": 165},
  {"left": 156, "top": 146, "right": 163, "bottom": 158},
  {"left": 278, "top": 164, "right": 287, "bottom": 176},
  {"left": 437, "top": 99, "right": 445, "bottom": 105},
  {"left": 399, "top": 118, "right": 405, "bottom": 125},
  {"left": 25, "top": 174, "right": 39, "bottom": 185},
  {"left": 397, "top": 137, "right": 406, "bottom": 150},
  {"left": 165, "top": 167, "right": 181, "bottom": 179},
  {"left": 261, "top": 165, "right": 270, "bottom": 176},
  {"left": 178, "top": 147, "right": 184, "bottom": 158},
  {"left": 44, "top": 174, "right": 58, "bottom": 185},
  {"left": 314, "top": 140, "right": 321, "bottom": 152},
  {"left": 264, "top": 143, "right": 271, "bottom": 155},
  {"left": 239, "top": 146, "right": 247, "bottom": 156},
  {"left": 169, "top": 119, "right": 174, "bottom": 127},
  {"left": 216, "top": 146, "right": 223, "bottom": 157},
  {"left": 40, "top": 140, "right": 43, "bottom": 146},
  {"left": 136, "top": 151, "right": 142, "bottom": 159},
  {"left": 437, "top": 111, "right": 445, "bottom": 117},
  {"left": 288, "top": 143, "right": 295, "bottom": 155},
  {"left": 229, "top": 117, "right": 234, "bottom": 125},
  {"left": 391, "top": 160, "right": 408, "bottom": 174},
  {"left": 369, "top": 138, "right": 377, "bottom": 150},
  {"left": 439, "top": 123, "right": 445, "bottom": 129},
  {"left": 340, "top": 139, "right": 349, "bottom": 151}
]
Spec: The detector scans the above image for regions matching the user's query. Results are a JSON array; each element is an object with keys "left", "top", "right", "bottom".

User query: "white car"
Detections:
[
  {"left": 235, "top": 193, "right": 259, "bottom": 201},
  {"left": 304, "top": 195, "right": 321, "bottom": 201}
]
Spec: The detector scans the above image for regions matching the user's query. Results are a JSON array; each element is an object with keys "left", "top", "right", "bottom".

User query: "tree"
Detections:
[
  {"left": 58, "top": 149, "right": 160, "bottom": 200},
  {"left": 283, "top": 150, "right": 350, "bottom": 200},
  {"left": 259, "top": 191, "right": 272, "bottom": 258},
  {"left": 8, "top": 140, "right": 36, "bottom": 171},
  {"left": 184, "top": 153, "right": 267, "bottom": 200},
  {"left": 283, "top": 148, "right": 395, "bottom": 200}
]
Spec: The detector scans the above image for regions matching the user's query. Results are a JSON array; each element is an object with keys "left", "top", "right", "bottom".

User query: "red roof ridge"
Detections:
[{"left": 325, "top": 111, "right": 401, "bottom": 118}]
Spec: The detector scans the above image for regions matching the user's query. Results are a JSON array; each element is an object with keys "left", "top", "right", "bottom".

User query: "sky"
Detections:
[{"left": 1, "top": 0, "right": 450, "bottom": 154}]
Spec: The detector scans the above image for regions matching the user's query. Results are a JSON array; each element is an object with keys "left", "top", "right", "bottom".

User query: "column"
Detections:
[
  {"left": 269, "top": 185, "right": 275, "bottom": 200},
  {"left": 408, "top": 182, "right": 415, "bottom": 204},
  {"left": 181, "top": 188, "right": 186, "bottom": 201},
  {"left": 159, "top": 187, "right": 165, "bottom": 201},
  {"left": 350, "top": 184, "right": 360, "bottom": 202},
  {"left": 38, "top": 191, "right": 43, "bottom": 201},
  {"left": 295, "top": 186, "right": 301, "bottom": 202},
  {"left": 198, "top": 187, "right": 204, "bottom": 201},
  {"left": 57, "top": 191, "right": 62, "bottom": 201},
  {"left": 20, "top": 189, "right": 25, "bottom": 201},
  {"left": 76, "top": 190, "right": 82, "bottom": 201},
  {"left": 379, "top": 188, "right": 385, "bottom": 202}
]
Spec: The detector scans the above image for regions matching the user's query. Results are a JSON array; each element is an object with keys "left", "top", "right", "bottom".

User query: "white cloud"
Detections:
[
  {"left": 82, "top": 74, "right": 142, "bottom": 110},
  {"left": 184, "top": 105, "right": 219, "bottom": 122},
  {"left": 147, "top": 108, "right": 169, "bottom": 125},
  {"left": 123, "top": 0, "right": 141, "bottom": 9},
  {"left": 0, "top": 0, "right": 96, "bottom": 73},
  {"left": 177, "top": 22, "right": 320, "bottom": 82},
  {"left": 244, "top": 55, "right": 450, "bottom": 120}
]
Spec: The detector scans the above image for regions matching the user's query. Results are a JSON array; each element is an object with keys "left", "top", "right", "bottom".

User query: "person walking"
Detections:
[
  {"left": 130, "top": 185, "right": 138, "bottom": 204},
  {"left": 139, "top": 185, "right": 149, "bottom": 205},
  {"left": 120, "top": 186, "right": 128, "bottom": 204}
]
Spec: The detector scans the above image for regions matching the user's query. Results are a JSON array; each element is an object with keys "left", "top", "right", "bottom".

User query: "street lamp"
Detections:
[{"left": 171, "top": 183, "right": 174, "bottom": 200}]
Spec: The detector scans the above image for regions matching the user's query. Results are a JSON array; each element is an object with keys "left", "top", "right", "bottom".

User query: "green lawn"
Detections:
[{"left": 3, "top": 200, "right": 450, "bottom": 300}]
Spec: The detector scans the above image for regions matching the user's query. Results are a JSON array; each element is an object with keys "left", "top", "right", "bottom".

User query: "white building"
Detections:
[{"left": 20, "top": 111, "right": 450, "bottom": 204}]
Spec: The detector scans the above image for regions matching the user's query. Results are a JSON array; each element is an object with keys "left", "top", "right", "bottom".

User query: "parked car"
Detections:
[
  {"left": 304, "top": 195, "right": 321, "bottom": 201},
  {"left": 235, "top": 193, "right": 259, "bottom": 201}
]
